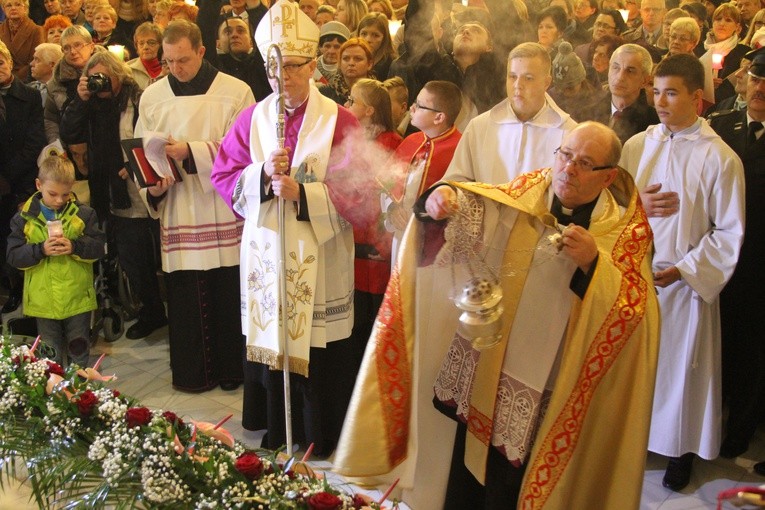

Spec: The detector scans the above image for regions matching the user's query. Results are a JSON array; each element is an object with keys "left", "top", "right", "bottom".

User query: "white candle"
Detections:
[
  {"left": 712, "top": 52, "right": 724, "bottom": 70},
  {"left": 618, "top": 9, "right": 629, "bottom": 22},
  {"left": 184, "top": 0, "right": 196, "bottom": 5},
  {"left": 388, "top": 19, "right": 402, "bottom": 37},
  {"left": 108, "top": 44, "right": 125, "bottom": 61}
]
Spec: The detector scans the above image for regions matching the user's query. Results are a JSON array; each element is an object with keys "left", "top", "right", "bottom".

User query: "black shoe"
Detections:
[
  {"left": 755, "top": 462, "right": 765, "bottom": 476},
  {"left": 1, "top": 294, "right": 21, "bottom": 314},
  {"left": 720, "top": 436, "right": 749, "bottom": 459},
  {"left": 662, "top": 453, "right": 694, "bottom": 491},
  {"left": 219, "top": 381, "right": 241, "bottom": 391},
  {"left": 126, "top": 317, "right": 168, "bottom": 339}
]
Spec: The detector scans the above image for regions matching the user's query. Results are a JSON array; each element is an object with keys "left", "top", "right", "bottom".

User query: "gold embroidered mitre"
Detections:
[{"left": 255, "top": 0, "right": 319, "bottom": 61}]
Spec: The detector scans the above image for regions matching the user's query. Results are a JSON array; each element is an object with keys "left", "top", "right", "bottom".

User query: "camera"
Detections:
[{"left": 87, "top": 72, "right": 112, "bottom": 93}]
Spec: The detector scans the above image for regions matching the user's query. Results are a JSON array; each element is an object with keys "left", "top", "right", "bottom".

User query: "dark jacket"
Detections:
[
  {"left": 59, "top": 80, "right": 142, "bottom": 218},
  {"left": 715, "top": 43, "right": 750, "bottom": 104},
  {"left": 0, "top": 79, "right": 46, "bottom": 198},
  {"left": 217, "top": 51, "right": 271, "bottom": 101},
  {"left": 580, "top": 89, "right": 659, "bottom": 144}
]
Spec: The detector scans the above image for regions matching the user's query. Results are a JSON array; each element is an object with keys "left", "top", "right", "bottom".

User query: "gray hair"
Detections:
[
  {"left": 61, "top": 24, "right": 94, "bottom": 45},
  {"left": 34, "top": 42, "right": 64, "bottom": 65},
  {"left": 82, "top": 50, "right": 133, "bottom": 85},
  {"left": 670, "top": 17, "right": 700, "bottom": 46},
  {"left": 610, "top": 43, "right": 653, "bottom": 77}
]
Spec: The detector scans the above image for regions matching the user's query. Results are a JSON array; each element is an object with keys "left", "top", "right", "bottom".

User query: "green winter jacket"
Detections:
[{"left": 6, "top": 192, "right": 105, "bottom": 320}]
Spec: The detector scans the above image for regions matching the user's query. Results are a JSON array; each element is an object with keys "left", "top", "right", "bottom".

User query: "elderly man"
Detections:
[
  {"left": 708, "top": 47, "right": 765, "bottom": 461},
  {"left": 336, "top": 122, "right": 660, "bottom": 510},
  {"left": 215, "top": 17, "right": 270, "bottom": 100},
  {"left": 135, "top": 20, "right": 255, "bottom": 392},
  {"left": 29, "top": 42, "right": 63, "bottom": 105},
  {"left": 581, "top": 43, "right": 659, "bottom": 143},
  {"left": 623, "top": 0, "right": 666, "bottom": 61},
  {"left": 299, "top": 0, "right": 322, "bottom": 22},
  {"left": 443, "top": 42, "right": 576, "bottom": 184},
  {"left": 212, "top": 0, "right": 369, "bottom": 457},
  {"left": 620, "top": 53, "right": 745, "bottom": 492}
]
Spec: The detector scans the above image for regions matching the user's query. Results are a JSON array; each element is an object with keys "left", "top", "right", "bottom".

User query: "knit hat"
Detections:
[
  {"left": 319, "top": 21, "right": 351, "bottom": 44},
  {"left": 255, "top": 0, "right": 320, "bottom": 61},
  {"left": 552, "top": 41, "right": 586, "bottom": 89}
]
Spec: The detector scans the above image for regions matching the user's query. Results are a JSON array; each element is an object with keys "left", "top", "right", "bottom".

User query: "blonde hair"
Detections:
[
  {"left": 39, "top": 154, "right": 76, "bottom": 185},
  {"left": 0, "top": 40, "right": 11, "bottom": 64},
  {"left": 353, "top": 78, "right": 395, "bottom": 132},
  {"left": 92, "top": 4, "right": 118, "bottom": 23},
  {"left": 340, "top": 0, "right": 368, "bottom": 33},
  {"left": 382, "top": 76, "right": 408, "bottom": 106},
  {"left": 743, "top": 8, "right": 765, "bottom": 46}
]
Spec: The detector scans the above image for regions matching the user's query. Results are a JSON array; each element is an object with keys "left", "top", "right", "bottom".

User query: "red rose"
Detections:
[
  {"left": 352, "top": 494, "right": 370, "bottom": 509},
  {"left": 162, "top": 411, "right": 184, "bottom": 428},
  {"left": 307, "top": 492, "right": 342, "bottom": 510},
  {"left": 46, "top": 361, "right": 65, "bottom": 377},
  {"left": 234, "top": 452, "right": 264, "bottom": 480},
  {"left": 126, "top": 407, "right": 153, "bottom": 428},
  {"left": 75, "top": 390, "right": 98, "bottom": 416},
  {"left": 112, "top": 390, "right": 120, "bottom": 398}
]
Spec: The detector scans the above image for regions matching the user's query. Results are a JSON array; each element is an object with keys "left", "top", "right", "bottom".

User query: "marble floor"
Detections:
[{"left": 2, "top": 309, "right": 764, "bottom": 509}]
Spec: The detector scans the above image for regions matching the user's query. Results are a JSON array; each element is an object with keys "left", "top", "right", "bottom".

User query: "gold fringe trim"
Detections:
[{"left": 246, "top": 346, "right": 309, "bottom": 378}]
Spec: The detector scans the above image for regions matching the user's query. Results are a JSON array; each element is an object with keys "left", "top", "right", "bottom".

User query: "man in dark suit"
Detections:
[
  {"left": 580, "top": 43, "right": 658, "bottom": 144},
  {"left": 708, "top": 47, "right": 765, "bottom": 460}
]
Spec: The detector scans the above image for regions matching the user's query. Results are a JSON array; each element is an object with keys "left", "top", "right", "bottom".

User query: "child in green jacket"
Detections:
[{"left": 6, "top": 155, "right": 105, "bottom": 368}]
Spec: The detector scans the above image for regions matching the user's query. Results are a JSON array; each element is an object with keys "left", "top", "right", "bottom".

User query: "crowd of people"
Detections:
[{"left": 0, "top": 0, "right": 764, "bottom": 508}]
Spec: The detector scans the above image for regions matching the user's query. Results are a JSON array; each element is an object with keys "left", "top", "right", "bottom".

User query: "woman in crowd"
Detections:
[
  {"left": 314, "top": 20, "right": 350, "bottom": 85},
  {"left": 666, "top": 16, "right": 700, "bottom": 57},
  {"left": 536, "top": 5, "right": 568, "bottom": 59},
  {"left": 701, "top": 3, "right": 750, "bottom": 104},
  {"left": 167, "top": 2, "right": 197, "bottom": 23},
  {"left": 82, "top": 0, "right": 106, "bottom": 36},
  {"left": 114, "top": 0, "right": 148, "bottom": 38},
  {"left": 43, "top": 0, "right": 62, "bottom": 18},
  {"left": 315, "top": 4, "right": 335, "bottom": 27},
  {"left": 575, "top": 9, "right": 625, "bottom": 61},
  {"left": 319, "top": 37, "right": 374, "bottom": 104},
  {"left": 367, "top": 0, "right": 394, "bottom": 20},
  {"left": 0, "top": 0, "right": 44, "bottom": 81},
  {"left": 586, "top": 33, "right": 623, "bottom": 87},
  {"left": 152, "top": 0, "right": 172, "bottom": 28},
  {"left": 357, "top": 12, "right": 395, "bottom": 80},
  {"left": 335, "top": 0, "right": 367, "bottom": 33},
  {"left": 742, "top": 8, "right": 764, "bottom": 47},
  {"left": 43, "top": 13, "right": 71, "bottom": 44},
  {"left": 92, "top": 5, "right": 134, "bottom": 57},
  {"left": 657, "top": 7, "right": 687, "bottom": 53},
  {"left": 59, "top": 50, "right": 167, "bottom": 340},
  {"left": 146, "top": 0, "right": 158, "bottom": 22},
  {"left": 44, "top": 24, "right": 101, "bottom": 142},
  {"left": 681, "top": 1, "right": 709, "bottom": 56},
  {"left": 549, "top": 41, "right": 602, "bottom": 122},
  {"left": 126, "top": 21, "right": 162, "bottom": 89}
]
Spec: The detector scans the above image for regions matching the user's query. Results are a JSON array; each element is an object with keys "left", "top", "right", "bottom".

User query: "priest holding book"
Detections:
[{"left": 135, "top": 19, "right": 255, "bottom": 392}]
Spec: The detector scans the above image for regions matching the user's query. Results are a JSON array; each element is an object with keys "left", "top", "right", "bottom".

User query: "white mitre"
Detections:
[{"left": 255, "top": 0, "right": 320, "bottom": 61}]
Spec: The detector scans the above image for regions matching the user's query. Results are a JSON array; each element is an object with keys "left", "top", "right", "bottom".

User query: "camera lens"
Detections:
[{"left": 87, "top": 73, "right": 112, "bottom": 93}]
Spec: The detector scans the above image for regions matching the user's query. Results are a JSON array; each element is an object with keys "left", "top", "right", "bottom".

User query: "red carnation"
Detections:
[
  {"left": 307, "top": 492, "right": 343, "bottom": 510},
  {"left": 75, "top": 390, "right": 98, "bottom": 416},
  {"left": 126, "top": 407, "right": 153, "bottom": 428},
  {"left": 234, "top": 452, "right": 264, "bottom": 480},
  {"left": 162, "top": 411, "right": 184, "bottom": 428},
  {"left": 46, "top": 361, "right": 65, "bottom": 377}
]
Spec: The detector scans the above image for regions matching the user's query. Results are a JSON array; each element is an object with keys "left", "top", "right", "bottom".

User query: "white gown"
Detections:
[{"left": 620, "top": 118, "right": 745, "bottom": 459}]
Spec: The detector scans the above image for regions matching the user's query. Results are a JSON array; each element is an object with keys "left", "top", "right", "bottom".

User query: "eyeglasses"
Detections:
[
  {"left": 62, "top": 41, "right": 87, "bottom": 53},
  {"left": 137, "top": 39, "right": 160, "bottom": 47},
  {"left": 669, "top": 33, "right": 693, "bottom": 43},
  {"left": 346, "top": 96, "right": 361, "bottom": 106},
  {"left": 411, "top": 100, "right": 441, "bottom": 113},
  {"left": 281, "top": 59, "right": 312, "bottom": 75},
  {"left": 554, "top": 147, "right": 614, "bottom": 171},
  {"left": 594, "top": 21, "right": 617, "bottom": 29}
]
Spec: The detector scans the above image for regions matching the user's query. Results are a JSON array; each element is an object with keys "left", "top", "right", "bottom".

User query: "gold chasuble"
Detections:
[{"left": 334, "top": 169, "right": 660, "bottom": 510}]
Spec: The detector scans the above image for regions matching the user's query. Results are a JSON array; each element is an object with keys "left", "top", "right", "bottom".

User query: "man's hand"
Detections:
[
  {"left": 118, "top": 167, "right": 129, "bottom": 180},
  {"left": 640, "top": 183, "right": 679, "bottom": 217},
  {"left": 76, "top": 75, "right": 92, "bottom": 101},
  {"left": 165, "top": 135, "right": 189, "bottom": 160},
  {"left": 148, "top": 176, "right": 175, "bottom": 197},
  {"left": 654, "top": 266, "right": 681, "bottom": 287},
  {"left": 424, "top": 186, "right": 458, "bottom": 220},
  {"left": 561, "top": 225, "right": 599, "bottom": 273},
  {"left": 265, "top": 147, "right": 291, "bottom": 178},
  {"left": 271, "top": 173, "right": 300, "bottom": 202}
]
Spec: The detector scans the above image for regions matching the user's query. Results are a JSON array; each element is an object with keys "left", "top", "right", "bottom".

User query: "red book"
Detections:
[{"left": 121, "top": 138, "right": 183, "bottom": 188}]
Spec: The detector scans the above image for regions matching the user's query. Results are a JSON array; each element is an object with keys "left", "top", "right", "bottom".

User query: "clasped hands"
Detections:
[
  {"left": 264, "top": 147, "right": 300, "bottom": 202},
  {"left": 43, "top": 236, "right": 73, "bottom": 257},
  {"left": 425, "top": 186, "right": 599, "bottom": 273}
]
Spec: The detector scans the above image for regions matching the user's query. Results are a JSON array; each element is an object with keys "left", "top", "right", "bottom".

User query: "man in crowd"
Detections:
[
  {"left": 335, "top": 122, "right": 659, "bottom": 510},
  {"left": 212, "top": 0, "right": 371, "bottom": 457},
  {"left": 708, "top": 47, "right": 765, "bottom": 461},
  {"left": 60, "top": 0, "right": 84, "bottom": 25},
  {"left": 299, "top": 0, "right": 322, "bottom": 22},
  {"left": 135, "top": 20, "right": 255, "bottom": 392},
  {"left": 620, "top": 53, "right": 745, "bottom": 492},
  {"left": 736, "top": 0, "right": 762, "bottom": 34},
  {"left": 622, "top": 0, "right": 666, "bottom": 61},
  {"left": 384, "top": 80, "right": 462, "bottom": 266},
  {"left": 443, "top": 42, "right": 577, "bottom": 184},
  {"left": 216, "top": 16, "right": 270, "bottom": 101},
  {"left": 29, "top": 43, "right": 63, "bottom": 106},
  {"left": 582, "top": 43, "right": 659, "bottom": 143}
]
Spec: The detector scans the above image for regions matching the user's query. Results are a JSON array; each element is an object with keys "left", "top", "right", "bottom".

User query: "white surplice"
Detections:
[
  {"left": 620, "top": 118, "right": 745, "bottom": 459},
  {"left": 443, "top": 94, "right": 577, "bottom": 184},
  {"left": 135, "top": 73, "right": 255, "bottom": 272}
]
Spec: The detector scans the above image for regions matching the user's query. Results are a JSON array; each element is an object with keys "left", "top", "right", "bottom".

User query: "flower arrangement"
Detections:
[{"left": 0, "top": 337, "right": 387, "bottom": 509}]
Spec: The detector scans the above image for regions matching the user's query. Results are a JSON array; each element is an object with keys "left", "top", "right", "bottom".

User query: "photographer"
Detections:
[{"left": 60, "top": 51, "right": 167, "bottom": 340}]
